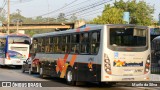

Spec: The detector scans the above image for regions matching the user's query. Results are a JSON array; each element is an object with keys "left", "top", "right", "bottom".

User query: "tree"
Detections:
[
  {"left": 92, "top": 5, "right": 124, "bottom": 24},
  {"left": 0, "top": 8, "right": 6, "bottom": 22},
  {"left": 114, "top": 0, "right": 154, "bottom": 25},
  {"left": 92, "top": 0, "right": 154, "bottom": 25},
  {"left": 57, "top": 13, "right": 67, "bottom": 22},
  {"left": 33, "top": 16, "right": 44, "bottom": 23},
  {"left": 70, "top": 14, "right": 77, "bottom": 22},
  {"left": 43, "top": 17, "right": 56, "bottom": 23}
]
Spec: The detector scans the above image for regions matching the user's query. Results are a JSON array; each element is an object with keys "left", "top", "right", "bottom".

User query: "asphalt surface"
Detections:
[{"left": 0, "top": 67, "right": 158, "bottom": 90}]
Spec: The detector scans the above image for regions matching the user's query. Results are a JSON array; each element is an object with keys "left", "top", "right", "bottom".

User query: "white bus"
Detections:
[
  {"left": 29, "top": 24, "right": 150, "bottom": 85},
  {"left": 0, "top": 34, "right": 30, "bottom": 68}
]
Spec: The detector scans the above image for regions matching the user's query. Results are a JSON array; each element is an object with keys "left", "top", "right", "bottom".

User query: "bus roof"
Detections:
[
  {"left": 33, "top": 24, "right": 103, "bottom": 38},
  {"left": 0, "top": 33, "right": 30, "bottom": 38},
  {"left": 32, "top": 24, "right": 148, "bottom": 38},
  {"left": 8, "top": 33, "right": 30, "bottom": 37}
]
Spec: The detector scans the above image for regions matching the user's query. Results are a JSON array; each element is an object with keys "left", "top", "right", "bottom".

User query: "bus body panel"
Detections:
[
  {"left": 101, "top": 50, "right": 150, "bottom": 81},
  {"left": 0, "top": 34, "right": 30, "bottom": 66},
  {"left": 30, "top": 25, "right": 104, "bottom": 81},
  {"left": 101, "top": 25, "right": 150, "bottom": 81},
  {"left": 34, "top": 53, "right": 101, "bottom": 81},
  {"left": 30, "top": 24, "right": 150, "bottom": 82}
]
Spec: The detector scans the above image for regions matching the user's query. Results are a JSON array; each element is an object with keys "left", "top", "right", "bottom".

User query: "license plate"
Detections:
[
  {"left": 124, "top": 70, "right": 134, "bottom": 74},
  {"left": 122, "top": 78, "right": 134, "bottom": 81}
]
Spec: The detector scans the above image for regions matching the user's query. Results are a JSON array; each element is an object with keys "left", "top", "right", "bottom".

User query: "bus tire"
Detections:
[
  {"left": 39, "top": 67, "right": 45, "bottom": 78},
  {"left": 29, "top": 68, "right": 32, "bottom": 75},
  {"left": 66, "top": 67, "right": 76, "bottom": 85},
  {"left": 21, "top": 67, "right": 25, "bottom": 73}
]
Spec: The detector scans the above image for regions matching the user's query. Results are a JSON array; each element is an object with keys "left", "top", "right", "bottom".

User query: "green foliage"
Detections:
[
  {"left": 92, "top": 0, "right": 154, "bottom": 26},
  {"left": 0, "top": 10, "right": 72, "bottom": 36},
  {"left": 70, "top": 14, "right": 77, "bottom": 22},
  {"left": 57, "top": 13, "right": 67, "bottom": 22},
  {"left": 0, "top": 8, "right": 6, "bottom": 22},
  {"left": 93, "top": 4, "right": 124, "bottom": 24},
  {"left": 7, "top": 12, "right": 60, "bottom": 36}
]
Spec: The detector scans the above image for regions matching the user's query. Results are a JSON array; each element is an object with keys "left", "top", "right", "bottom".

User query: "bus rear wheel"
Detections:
[{"left": 66, "top": 68, "right": 76, "bottom": 85}]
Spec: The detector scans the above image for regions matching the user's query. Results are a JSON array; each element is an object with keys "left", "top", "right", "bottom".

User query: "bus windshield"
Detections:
[
  {"left": 110, "top": 28, "right": 147, "bottom": 47},
  {"left": 8, "top": 36, "right": 30, "bottom": 44}
]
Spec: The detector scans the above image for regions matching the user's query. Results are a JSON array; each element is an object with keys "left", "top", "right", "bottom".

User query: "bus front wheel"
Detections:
[
  {"left": 29, "top": 68, "right": 33, "bottom": 75},
  {"left": 21, "top": 67, "right": 25, "bottom": 73},
  {"left": 66, "top": 67, "right": 76, "bottom": 85},
  {"left": 40, "top": 67, "right": 45, "bottom": 78}
]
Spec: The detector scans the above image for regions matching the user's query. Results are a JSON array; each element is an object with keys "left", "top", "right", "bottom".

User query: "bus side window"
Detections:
[
  {"left": 0, "top": 38, "right": 6, "bottom": 53},
  {"left": 45, "top": 37, "right": 50, "bottom": 53},
  {"left": 71, "top": 34, "right": 79, "bottom": 54},
  {"left": 24, "top": 40, "right": 30, "bottom": 44},
  {"left": 30, "top": 39, "right": 38, "bottom": 53},
  {"left": 49, "top": 37, "right": 54, "bottom": 53},
  {"left": 80, "top": 33, "right": 89, "bottom": 54},
  {"left": 91, "top": 31, "right": 100, "bottom": 54}
]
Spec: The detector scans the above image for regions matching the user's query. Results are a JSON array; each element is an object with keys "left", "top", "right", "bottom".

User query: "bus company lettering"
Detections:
[
  {"left": 124, "top": 69, "right": 143, "bottom": 73},
  {"left": 114, "top": 60, "right": 143, "bottom": 67}
]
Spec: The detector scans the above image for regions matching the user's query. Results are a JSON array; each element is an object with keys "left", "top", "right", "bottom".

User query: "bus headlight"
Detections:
[
  {"left": 145, "top": 68, "right": 149, "bottom": 72},
  {"left": 104, "top": 59, "right": 109, "bottom": 63},
  {"left": 105, "top": 69, "right": 110, "bottom": 72},
  {"left": 147, "top": 60, "right": 150, "bottom": 63}
]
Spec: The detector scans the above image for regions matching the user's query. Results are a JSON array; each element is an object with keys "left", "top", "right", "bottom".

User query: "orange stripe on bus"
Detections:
[
  {"left": 84, "top": 27, "right": 90, "bottom": 31},
  {"left": 56, "top": 66, "right": 59, "bottom": 73},
  {"left": 63, "top": 54, "right": 69, "bottom": 63},
  {"left": 60, "top": 63, "right": 68, "bottom": 78},
  {"left": 69, "top": 54, "right": 77, "bottom": 67},
  {"left": 57, "top": 58, "right": 65, "bottom": 72},
  {"left": 56, "top": 54, "right": 69, "bottom": 73},
  {"left": 76, "top": 28, "right": 80, "bottom": 32}
]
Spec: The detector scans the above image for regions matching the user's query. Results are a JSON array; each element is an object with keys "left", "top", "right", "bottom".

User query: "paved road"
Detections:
[{"left": 0, "top": 67, "right": 158, "bottom": 90}]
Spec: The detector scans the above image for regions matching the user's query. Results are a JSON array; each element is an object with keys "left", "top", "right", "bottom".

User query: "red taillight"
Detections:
[
  {"left": 144, "top": 55, "right": 150, "bottom": 74},
  {"left": 28, "top": 54, "right": 31, "bottom": 58},
  {"left": 6, "top": 53, "right": 10, "bottom": 60},
  {"left": 104, "top": 53, "right": 112, "bottom": 75},
  {"left": 145, "top": 63, "right": 150, "bottom": 67}
]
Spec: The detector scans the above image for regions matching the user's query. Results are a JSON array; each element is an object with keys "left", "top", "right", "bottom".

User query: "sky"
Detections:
[{"left": 0, "top": 0, "right": 160, "bottom": 21}]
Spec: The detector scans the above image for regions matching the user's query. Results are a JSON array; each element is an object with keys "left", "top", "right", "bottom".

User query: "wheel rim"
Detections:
[
  {"left": 67, "top": 71, "right": 72, "bottom": 82},
  {"left": 29, "top": 68, "right": 31, "bottom": 74},
  {"left": 40, "top": 68, "right": 43, "bottom": 75}
]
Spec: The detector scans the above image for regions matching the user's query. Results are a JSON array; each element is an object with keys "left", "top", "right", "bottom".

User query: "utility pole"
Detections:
[
  {"left": 16, "top": 20, "right": 19, "bottom": 34},
  {"left": 7, "top": 0, "right": 10, "bottom": 34}
]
